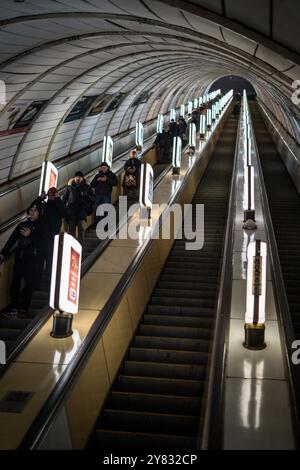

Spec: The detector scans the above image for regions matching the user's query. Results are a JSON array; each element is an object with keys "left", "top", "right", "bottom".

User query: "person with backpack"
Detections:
[
  {"left": 62, "top": 171, "right": 94, "bottom": 246},
  {"left": 122, "top": 149, "right": 141, "bottom": 204},
  {"left": 0, "top": 204, "right": 45, "bottom": 317},
  {"left": 90, "top": 162, "right": 118, "bottom": 226}
]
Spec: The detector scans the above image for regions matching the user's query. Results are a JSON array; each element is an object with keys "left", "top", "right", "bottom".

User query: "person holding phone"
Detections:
[
  {"left": 90, "top": 162, "right": 118, "bottom": 227},
  {"left": 0, "top": 205, "right": 45, "bottom": 318}
]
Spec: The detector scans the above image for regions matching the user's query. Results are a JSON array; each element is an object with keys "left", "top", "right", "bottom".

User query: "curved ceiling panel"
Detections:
[{"left": 0, "top": 0, "right": 299, "bottom": 185}]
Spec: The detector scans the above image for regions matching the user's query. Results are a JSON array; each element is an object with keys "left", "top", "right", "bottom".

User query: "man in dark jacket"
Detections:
[
  {"left": 90, "top": 162, "right": 118, "bottom": 226},
  {"left": 0, "top": 205, "right": 45, "bottom": 317},
  {"left": 31, "top": 186, "right": 66, "bottom": 286},
  {"left": 62, "top": 171, "right": 94, "bottom": 246},
  {"left": 154, "top": 130, "right": 172, "bottom": 163}
]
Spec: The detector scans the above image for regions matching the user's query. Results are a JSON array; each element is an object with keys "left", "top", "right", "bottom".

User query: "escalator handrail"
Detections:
[
  {"left": 201, "top": 109, "right": 241, "bottom": 449},
  {"left": 249, "top": 101, "right": 300, "bottom": 443},
  {"left": 256, "top": 96, "right": 300, "bottom": 151},
  {"left": 18, "top": 104, "right": 232, "bottom": 450}
]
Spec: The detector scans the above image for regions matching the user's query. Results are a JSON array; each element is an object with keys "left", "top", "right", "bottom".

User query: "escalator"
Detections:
[
  {"left": 0, "top": 160, "right": 169, "bottom": 355},
  {"left": 251, "top": 102, "right": 300, "bottom": 339},
  {"left": 89, "top": 116, "right": 238, "bottom": 450}
]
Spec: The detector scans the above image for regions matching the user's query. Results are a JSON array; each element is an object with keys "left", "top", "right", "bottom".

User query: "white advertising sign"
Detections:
[
  {"left": 39, "top": 161, "right": 58, "bottom": 195},
  {"left": 245, "top": 241, "right": 267, "bottom": 324},
  {"left": 189, "top": 123, "right": 196, "bottom": 148},
  {"left": 135, "top": 122, "right": 144, "bottom": 147},
  {"left": 170, "top": 108, "right": 176, "bottom": 121},
  {"left": 156, "top": 114, "right": 164, "bottom": 133},
  {"left": 172, "top": 136, "right": 182, "bottom": 168},
  {"left": 50, "top": 233, "right": 82, "bottom": 314},
  {"left": 139, "top": 163, "right": 154, "bottom": 210},
  {"left": 102, "top": 135, "right": 113, "bottom": 168}
]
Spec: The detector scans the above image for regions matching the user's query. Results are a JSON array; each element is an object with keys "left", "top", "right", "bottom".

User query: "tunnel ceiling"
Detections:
[{"left": 0, "top": 0, "right": 299, "bottom": 185}]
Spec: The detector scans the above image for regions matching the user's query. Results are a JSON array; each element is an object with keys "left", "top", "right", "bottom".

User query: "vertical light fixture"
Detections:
[
  {"left": 172, "top": 136, "right": 182, "bottom": 174},
  {"left": 244, "top": 240, "right": 267, "bottom": 349}
]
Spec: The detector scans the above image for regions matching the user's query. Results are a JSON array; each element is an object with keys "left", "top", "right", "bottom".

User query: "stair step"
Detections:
[
  {"left": 139, "top": 324, "right": 212, "bottom": 340},
  {"left": 134, "top": 335, "right": 211, "bottom": 352},
  {"left": 0, "top": 328, "right": 21, "bottom": 341},
  {"left": 129, "top": 347, "right": 208, "bottom": 365},
  {"left": 109, "top": 391, "right": 202, "bottom": 415},
  {"left": 143, "top": 314, "right": 213, "bottom": 329},
  {"left": 117, "top": 375, "right": 204, "bottom": 396},
  {"left": 124, "top": 360, "right": 205, "bottom": 380},
  {"left": 93, "top": 429, "right": 196, "bottom": 449},
  {"left": 150, "top": 296, "right": 215, "bottom": 308},
  {"left": 154, "top": 288, "right": 216, "bottom": 299},
  {"left": 101, "top": 409, "right": 199, "bottom": 435}
]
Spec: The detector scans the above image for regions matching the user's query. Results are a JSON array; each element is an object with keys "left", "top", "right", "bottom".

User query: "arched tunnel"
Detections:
[{"left": 0, "top": 0, "right": 300, "bottom": 456}]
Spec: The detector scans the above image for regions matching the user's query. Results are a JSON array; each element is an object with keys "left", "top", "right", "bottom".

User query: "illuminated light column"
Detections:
[
  {"left": 198, "top": 96, "right": 203, "bottom": 106},
  {"left": 156, "top": 114, "right": 163, "bottom": 133},
  {"left": 244, "top": 240, "right": 267, "bottom": 350},
  {"left": 199, "top": 114, "right": 206, "bottom": 140},
  {"left": 243, "top": 165, "right": 257, "bottom": 229},
  {"left": 247, "top": 124, "right": 252, "bottom": 165},
  {"left": 172, "top": 136, "right": 182, "bottom": 175},
  {"left": 180, "top": 104, "right": 185, "bottom": 117},
  {"left": 170, "top": 108, "right": 176, "bottom": 121},
  {"left": 212, "top": 104, "right": 216, "bottom": 124},
  {"left": 139, "top": 163, "right": 154, "bottom": 219},
  {"left": 215, "top": 101, "right": 220, "bottom": 119},
  {"left": 188, "top": 122, "right": 196, "bottom": 154},
  {"left": 39, "top": 161, "right": 58, "bottom": 195},
  {"left": 206, "top": 108, "right": 212, "bottom": 130},
  {"left": 135, "top": 122, "right": 144, "bottom": 151},
  {"left": 193, "top": 98, "right": 198, "bottom": 109},
  {"left": 102, "top": 135, "right": 113, "bottom": 168},
  {"left": 50, "top": 233, "right": 82, "bottom": 338},
  {"left": 188, "top": 101, "right": 193, "bottom": 114}
]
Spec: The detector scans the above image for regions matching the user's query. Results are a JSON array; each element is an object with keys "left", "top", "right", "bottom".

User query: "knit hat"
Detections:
[
  {"left": 74, "top": 171, "right": 84, "bottom": 177},
  {"left": 47, "top": 186, "right": 58, "bottom": 195},
  {"left": 27, "top": 204, "right": 39, "bottom": 215}
]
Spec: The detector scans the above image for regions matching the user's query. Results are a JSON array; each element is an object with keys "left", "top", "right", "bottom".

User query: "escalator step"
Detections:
[
  {"left": 109, "top": 391, "right": 202, "bottom": 415},
  {"left": 93, "top": 429, "right": 196, "bottom": 450},
  {"left": 101, "top": 409, "right": 199, "bottom": 435},
  {"left": 129, "top": 347, "right": 208, "bottom": 365},
  {"left": 123, "top": 360, "right": 205, "bottom": 380}
]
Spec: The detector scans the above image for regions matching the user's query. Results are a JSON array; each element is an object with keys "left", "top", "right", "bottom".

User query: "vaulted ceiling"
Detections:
[{"left": 0, "top": 0, "right": 299, "bottom": 185}]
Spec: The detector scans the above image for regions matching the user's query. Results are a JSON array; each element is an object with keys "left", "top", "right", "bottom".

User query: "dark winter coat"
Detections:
[
  {"left": 32, "top": 196, "right": 66, "bottom": 238},
  {"left": 90, "top": 170, "right": 118, "bottom": 196},
  {"left": 0, "top": 219, "right": 45, "bottom": 260},
  {"left": 62, "top": 179, "right": 94, "bottom": 220}
]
